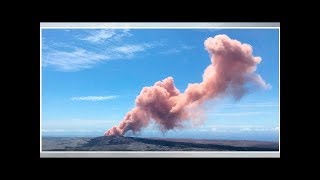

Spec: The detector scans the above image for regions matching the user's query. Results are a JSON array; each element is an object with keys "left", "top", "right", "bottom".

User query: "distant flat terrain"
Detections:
[{"left": 42, "top": 136, "right": 279, "bottom": 151}]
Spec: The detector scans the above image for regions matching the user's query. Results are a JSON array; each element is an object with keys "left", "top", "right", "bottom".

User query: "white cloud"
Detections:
[
  {"left": 42, "top": 129, "right": 66, "bottom": 132},
  {"left": 43, "top": 48, "right": 108, "bottom": 71},
  {"left": 71, "top": 96, "right": 118, "bottom": 101},
  {"left": 239, "top": 128, "right": 252, "bottom": 131},
  {"left": 198, "top": 127, "right": 227, "bottom": 132},
  {"left": 240, "top": 127, "right": 279, "bottom": 132},
  {"left": 207, "top": 125, "right": 264, "bottom": 129},
  {"left": 160, "top": 48, "right": 181, "bottom": 54},
  {"left": 160, "top": 44, "right": 195, "bottom": 55},
  {"left": 220, "top": 102, "right": 279, "bottom": 108},
  {"left": 181, "top": 45, "right": 194, "bottom": 50},
  {"left": 42, "top": 29, "right": 165, "bottom": 71},
  {"left": 43, "top": 29, "right": 172, "bottom": 71},
  {"left": 42, "top": 129, "right": 104, "bottom": 132},
  {"left": 196, "top": 125, "right": 279, "bottom": 133},
  {"left": 208, "top": 112, "right": 262, "bottom": 116},
  {"left": 80, "top": 29, "right": 131, "bottom": 43},
  {"left": 112, "top": 44, "right": 152, "bottom": 55},
  {"left": 43, "top": 42, "right": 157, "bottom": 71},
  {"left": 83, "top": 30, "right": 115, "bottom": 42}
]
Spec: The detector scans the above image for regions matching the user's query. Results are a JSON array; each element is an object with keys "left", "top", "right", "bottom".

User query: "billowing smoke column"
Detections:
[{"left": 105, "top": 34, "right": 270, "bottom": 136}]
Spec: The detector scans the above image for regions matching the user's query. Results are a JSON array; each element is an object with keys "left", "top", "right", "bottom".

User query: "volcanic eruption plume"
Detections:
[{"left": 105, "top": 34, "right": 270, "bottom": 136}]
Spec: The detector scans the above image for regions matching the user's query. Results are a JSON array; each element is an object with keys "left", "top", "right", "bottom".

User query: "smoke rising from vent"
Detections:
[{"left": 105, "top": 34, "right": 270, "bottom": 136}]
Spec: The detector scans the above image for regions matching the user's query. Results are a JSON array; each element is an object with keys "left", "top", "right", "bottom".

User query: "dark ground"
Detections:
[{"left": 42, "top": 136, "right": 279, "bottom": 151}]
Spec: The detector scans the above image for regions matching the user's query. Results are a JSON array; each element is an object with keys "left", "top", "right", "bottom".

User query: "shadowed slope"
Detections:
[{"left": 43, "top": 136, "right": 279, "bottom": 151}]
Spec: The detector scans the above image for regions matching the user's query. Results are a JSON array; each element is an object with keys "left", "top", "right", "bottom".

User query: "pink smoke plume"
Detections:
[{"left": 105, "top": 34, "right": 270, "bottom": 136}]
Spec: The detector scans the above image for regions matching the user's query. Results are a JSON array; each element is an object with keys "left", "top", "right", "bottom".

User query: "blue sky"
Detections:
[{"left": 41, "top": 28, "right": 279, "bottom": 141}]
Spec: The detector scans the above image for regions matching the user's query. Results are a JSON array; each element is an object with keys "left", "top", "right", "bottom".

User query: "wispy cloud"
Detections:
[
  {"left": 160, "top": 44, "right": 195, "bottom": 55},
  {"left": 197, "top": 125, "right": 279, "bottom": 133},
  {"left": 239, "top": 127, "right": 279, "bottom": 132},
  {"left": 42, "top": 129, "right": 103, "bottom": 132},
  {"left": 180, "top": 45, "right": 194, "bottom": 50},
  {"left": 206, "top": 125, "right": 264, "bottom": 129},
  {"left": 42, "top": 129, "right": 66, "bottom": 132},
  {"left": 160, "top": 49, "right": 181, "bottom": 55},
  {"left": 81, "top": 30, "right": 115, "bottom": 42},
  {"left": 71, "top": 96, "right": 118, "bottom": 101},
  {"left": 219, "top": 102, "right": 279, "bottom": 108},
  {"left": 207, "top": 112, "right": 262, "bottom": 116},
  {"left": 112, "top": 43, "right": 154, "bottom": 55},
  {"left": 43, "top": 29, "right": 158, "bottom": 71},
  {"left": 43, "top": 43, "right": 157, "bottom": 71},
  {"left": 80, "top": 29, "right": 131, "bottom": 43},
  {"left": 43, "top": 48, "right": 108, "bottom": 71}
]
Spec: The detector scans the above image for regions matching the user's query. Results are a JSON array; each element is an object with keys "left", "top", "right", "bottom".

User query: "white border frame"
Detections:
[{"left": 40, "top": 22, "right": 280, "bottom": 158}]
